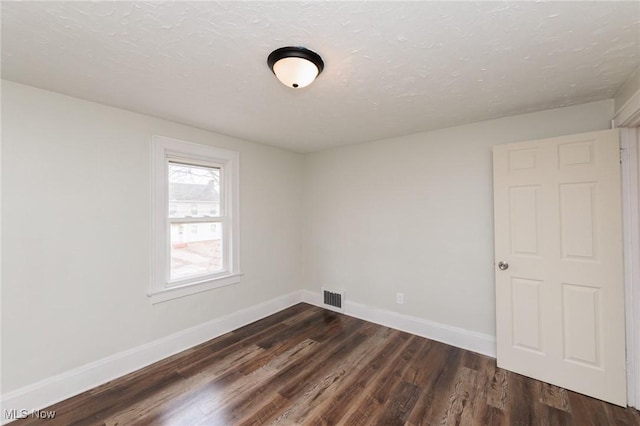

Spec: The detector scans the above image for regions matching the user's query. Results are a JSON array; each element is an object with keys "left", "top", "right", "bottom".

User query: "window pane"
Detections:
[
  {"left": 170, "top": 222, "right": 223, "bottom": 281},
  {"left": 168, "top": 163, "right": 220, "bottom": 218}
]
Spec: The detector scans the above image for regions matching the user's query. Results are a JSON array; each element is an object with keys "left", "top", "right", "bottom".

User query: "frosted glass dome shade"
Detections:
[{"left": 272, "top": 57, "right": 319, "bottom": 88}]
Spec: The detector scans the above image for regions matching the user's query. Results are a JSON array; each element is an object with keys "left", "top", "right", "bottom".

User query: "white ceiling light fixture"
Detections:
[{"left": 267, "top": 46, "right": 324, "bottom": 89}]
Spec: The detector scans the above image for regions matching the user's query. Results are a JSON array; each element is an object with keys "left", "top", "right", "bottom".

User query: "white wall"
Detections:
[
  {"left": 302, "top": 100, "right": 614, "bottom": 336},
  {"left": 1, "top": 81, "right": 303, "bottom": 392}
]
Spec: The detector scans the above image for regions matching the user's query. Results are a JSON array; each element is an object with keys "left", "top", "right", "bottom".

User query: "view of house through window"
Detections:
[{"left": 168, "top": 162, "right": 223, "bottom": 281}]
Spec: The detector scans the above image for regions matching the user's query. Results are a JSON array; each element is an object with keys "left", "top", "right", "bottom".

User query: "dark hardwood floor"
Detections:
[{"left": 13, "top": 303, "right": 640, "bottom": 425}]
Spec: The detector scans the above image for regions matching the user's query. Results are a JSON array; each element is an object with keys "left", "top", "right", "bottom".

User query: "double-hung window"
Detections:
[{"left": 150, "top": 135, "right": 240, "bottom": 303}]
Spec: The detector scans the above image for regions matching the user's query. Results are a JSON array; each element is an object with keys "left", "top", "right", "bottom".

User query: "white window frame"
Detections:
[{"left": 149, "top": 135, "right": 241, "bottom": 304}]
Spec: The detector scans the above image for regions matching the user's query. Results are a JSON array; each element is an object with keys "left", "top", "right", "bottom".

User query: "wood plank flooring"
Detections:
[{"left": 12, "top": 303, "right": 640, "bottom": 425}]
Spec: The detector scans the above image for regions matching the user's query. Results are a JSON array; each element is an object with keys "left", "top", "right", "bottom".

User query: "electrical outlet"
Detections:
[{"left": 396, "top": 292, "right": 404, "bottom": 304}]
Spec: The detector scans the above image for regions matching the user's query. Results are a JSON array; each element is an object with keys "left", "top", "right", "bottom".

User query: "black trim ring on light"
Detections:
[{"left": 267, "top": 46, "right": 325, "bottom": 76}]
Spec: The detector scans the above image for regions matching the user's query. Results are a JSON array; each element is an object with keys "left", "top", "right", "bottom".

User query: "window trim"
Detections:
[{"left": 150, "top": 135, "right": 241, "bottom": 304}]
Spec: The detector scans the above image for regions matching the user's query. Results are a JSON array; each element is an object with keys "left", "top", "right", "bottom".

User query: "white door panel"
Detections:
[{"left": 493, "top": 129, "right": 626, "bottom": 406}]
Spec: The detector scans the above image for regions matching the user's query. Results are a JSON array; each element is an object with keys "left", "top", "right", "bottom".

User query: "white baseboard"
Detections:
[
  {"left": 300, "top": 290, "right": 496, "bottom": 358},
  {"left": 2, "top": 289, "right": 497, "bottom": 424},
  {"left": 0, "top": 291, "right": 301, "bottom": 424}
]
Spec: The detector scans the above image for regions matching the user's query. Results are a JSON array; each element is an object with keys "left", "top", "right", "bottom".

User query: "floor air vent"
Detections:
[{"left": 322, "top": 288, "right": 345, "bottom": 312}]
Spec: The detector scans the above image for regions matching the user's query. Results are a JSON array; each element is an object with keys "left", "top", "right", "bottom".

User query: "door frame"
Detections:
[
  {"left": 615, "top": 84, "right": 640, "bottom": 408},
  {"left": 621, "top": 127, "right": 640, "bottom": 408}
]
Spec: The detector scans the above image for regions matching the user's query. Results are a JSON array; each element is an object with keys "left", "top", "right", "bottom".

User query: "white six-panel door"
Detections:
[{"left": 493, "top": 129, "right": 627, "bottom": 406}]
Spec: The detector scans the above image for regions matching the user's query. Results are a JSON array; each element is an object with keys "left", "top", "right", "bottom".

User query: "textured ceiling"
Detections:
[{"left": 2, "top": 1, "right": 639, "bottom": 153}]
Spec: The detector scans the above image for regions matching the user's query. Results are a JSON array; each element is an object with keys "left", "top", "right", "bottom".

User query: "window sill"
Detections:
[{"left": 147, "top": 272, "right": 243, "bottom": 304}]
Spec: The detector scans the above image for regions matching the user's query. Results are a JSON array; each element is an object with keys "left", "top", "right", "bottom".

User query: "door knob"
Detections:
[{"left": 498, "top": 261, "right": 509, "bottom": 270}]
